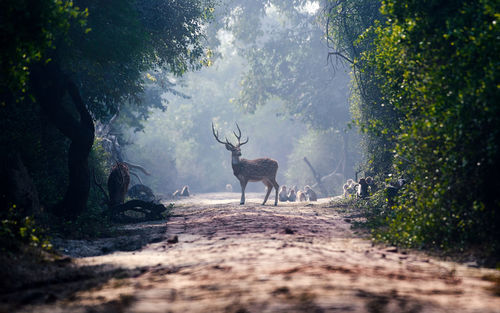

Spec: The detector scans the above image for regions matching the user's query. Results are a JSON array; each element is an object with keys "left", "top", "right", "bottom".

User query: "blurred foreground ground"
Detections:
[{"left": 1, "top": 192, "right": 499, "bottom": 313}]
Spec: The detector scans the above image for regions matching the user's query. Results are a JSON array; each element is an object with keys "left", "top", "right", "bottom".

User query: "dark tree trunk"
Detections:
[
  {"left": 61, "top": 134, "right": 92, "bottom": 218},
  {"left": 0, "top": 152, "right": 40, "bottom": 216},
  {"left": 30, "top": 61, "right": 95, "bottom": 219}
]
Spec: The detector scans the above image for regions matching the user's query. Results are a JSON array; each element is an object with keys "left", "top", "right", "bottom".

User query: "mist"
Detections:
[{"left": 121, "top": 2, "right": 360, "bottom": 197}]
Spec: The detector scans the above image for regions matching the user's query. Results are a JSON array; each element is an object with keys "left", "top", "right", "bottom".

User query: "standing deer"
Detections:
[
  {"left": 108, "top": 162, "right": 130, "bottom": 208},
  {"left": 212, "top": 123, "right": 279, "bottom": 206}
]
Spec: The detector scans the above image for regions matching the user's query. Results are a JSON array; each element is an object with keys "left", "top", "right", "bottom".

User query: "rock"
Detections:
[
  {"left": 167, "top": 235, "right": 179, "bottom": 244},
  {"left": 385, "top": 247, "right": 398, "bottom": 253}
]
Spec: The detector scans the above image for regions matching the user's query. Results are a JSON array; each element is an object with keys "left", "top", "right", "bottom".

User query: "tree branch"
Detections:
[
  {"left": 122, "top": 161, "right": 151, "bottom": 176},
  {"left": 328, "top": 51, "right": 354, "bottom": 65},
  {"left": 303, "top": 157, "right": 328, "bottom": 195}
]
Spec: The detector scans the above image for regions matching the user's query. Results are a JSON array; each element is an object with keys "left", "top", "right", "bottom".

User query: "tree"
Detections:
[
  {"left": 325, "top": 0, "right": 500, "bottom": 253},
  {"left": 223, "top": 0, "right": 351, "bottom": 130},
  {"left": 207, "top": 0, "right": 358, "bottom": 181},
  {"left": 1, "top": 0, "right": 88, "bottom": 217},
  {"left": 1, "top": 0, "right": 215, "bottom": 219},
  {"left": 365, "top": 0, "right": 500, "bottom": 249},
  {"left": 0, "top": 0, "right": 87, "bottom": 103},
  {"left": 323, "top": 0, "right": 402, "bottom": 175}
]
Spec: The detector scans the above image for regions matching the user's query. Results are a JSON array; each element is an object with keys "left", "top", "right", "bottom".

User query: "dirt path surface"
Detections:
[{"left": 3, "top": 193, "right": 500, "bottom": 313}]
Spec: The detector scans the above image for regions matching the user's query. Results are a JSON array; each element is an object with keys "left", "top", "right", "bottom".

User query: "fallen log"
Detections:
[{"left": 110, "top": 200, "right": 170, "bottom": 223}]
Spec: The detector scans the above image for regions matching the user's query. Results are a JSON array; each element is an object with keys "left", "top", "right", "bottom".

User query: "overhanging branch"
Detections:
[{"left": 328, "top": 51, "right": 354, "bottom": 65}]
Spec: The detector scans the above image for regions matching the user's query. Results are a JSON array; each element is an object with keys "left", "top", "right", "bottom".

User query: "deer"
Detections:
[
  {"left": 212, "top": 123, "right": 279, "bottom": 206},
  {"left": 108, "top": 162, "right": 131, "bottom": 208}
]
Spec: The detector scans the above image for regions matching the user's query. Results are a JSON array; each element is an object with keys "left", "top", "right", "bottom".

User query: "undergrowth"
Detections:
[
  {"left": 342, "top": 185, "right": 500, "bottom": 267},
  {"left": 0, "top": 205, "right": 52, "bottom": 253}
]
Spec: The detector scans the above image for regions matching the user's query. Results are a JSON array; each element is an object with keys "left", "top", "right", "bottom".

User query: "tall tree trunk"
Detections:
[
  {"left": 30, "top": 61, "right": 95, "bottom": 219},
  {"left": 0, "top": 152, "right": 40, "bottom": 216},
  {"left": 342, "top": 131, "right": 348, "bottom": 181}
]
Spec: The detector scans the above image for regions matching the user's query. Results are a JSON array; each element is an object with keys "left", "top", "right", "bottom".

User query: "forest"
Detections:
[{"left": 1, "top": 0, "right": 499, "bottom": 312}]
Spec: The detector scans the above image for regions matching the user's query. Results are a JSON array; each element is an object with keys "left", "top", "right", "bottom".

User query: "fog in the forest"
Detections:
[{"left": 121, "top": 1, "right": 361, "bottom": 197}]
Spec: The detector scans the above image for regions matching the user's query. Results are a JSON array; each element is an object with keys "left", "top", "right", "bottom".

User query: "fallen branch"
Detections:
[
  {"left": 110, "top": 200, "right": 170, "bottom": 223},
  {"left": 122, "top": 161, "right": 151, "bottom": 176},
  {"left": 303, "top": 157, "right": 328, "bottom": 195}
]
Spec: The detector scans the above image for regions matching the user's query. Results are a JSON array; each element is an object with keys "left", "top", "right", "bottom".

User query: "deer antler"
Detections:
[
  {"left": 212, "top": 123, "right": 234, "bottom": 147},
  {"left": 233, "top": 123, "right": 249, "bottom": 147}
]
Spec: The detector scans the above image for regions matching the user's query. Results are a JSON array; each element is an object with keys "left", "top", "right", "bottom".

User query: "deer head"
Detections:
[{"left": 212, "top": 123, "right": 249, "bottom": 157}]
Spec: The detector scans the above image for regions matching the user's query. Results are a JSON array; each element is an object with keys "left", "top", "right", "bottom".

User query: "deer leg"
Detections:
[
  {"left": 240, "top": 179, "right": 248, "bottom": 205},
  {"left": 270, "top": 178, "right": 279, "bottom": 206},
  {"left": 262, "top": 180, "right": 273, "bottom": 205}
]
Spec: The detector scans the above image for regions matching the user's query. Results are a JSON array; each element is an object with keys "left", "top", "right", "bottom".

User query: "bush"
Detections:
[
  {"left": 0, "top": 205, "right": 51, "bottom": 252},
  {"left": 353, "top": 0, "right": 500, "bottom": 256}
]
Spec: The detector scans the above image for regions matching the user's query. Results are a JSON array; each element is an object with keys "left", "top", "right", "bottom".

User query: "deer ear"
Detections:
[{"left": 225, "top": 144, "right": 232, "bottom": 151}]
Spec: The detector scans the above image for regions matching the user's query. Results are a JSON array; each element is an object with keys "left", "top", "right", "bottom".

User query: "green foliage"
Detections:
[
  {"left": 61, "top": 0, "right": 216, "bottom": 124},
  {"left": 326, "top": 0, "right": 500, "bottom": 256},
  {"left": 0, "top": 205, "right": 52, "bottom": 252},
  {"left": 87, "top": 138, "right": 111, "bottom": 212},
  {"left": 1, "top": 0, "right": 216, "bottom": 238},
  {"left": 229, "top": 0, "right": 351, "bottom": 131},
  {"left": 376, "top": 0, "right": 498, "bottom": 251},
  {"left": 0, "top": 0, "right": 87, "bottom": 102},
  {"left": 54, "top": 204, "right": 114, "bottom": 239},
  {"left": 326, "top": 0, "right": 397, "bottom": 175},
  {"left": 336, "top": 0, "right": 500, "bottom": 254},
  {"left": 121, "top": 0, "right": 361, "bottom": 196},
  {"left": 355, "top": 191, "right": 389, "bottom": 230}
]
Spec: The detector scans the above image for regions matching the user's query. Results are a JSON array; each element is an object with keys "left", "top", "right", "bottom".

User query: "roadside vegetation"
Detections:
[{"left": 326, "top": 0, "right": 499, "bottom": 261}]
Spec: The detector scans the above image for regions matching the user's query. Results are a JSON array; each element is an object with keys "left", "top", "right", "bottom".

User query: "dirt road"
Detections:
[{"left": 3, "top": 193, "right": 500, "bottom": 313}]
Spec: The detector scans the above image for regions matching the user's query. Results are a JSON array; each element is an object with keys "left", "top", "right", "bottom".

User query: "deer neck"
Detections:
[
  {"left": 232, "top": 154, "right": 240, "bottom": 166},
  {"left": 231, "top": 155, "right": 242, "bottom": 176}
]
